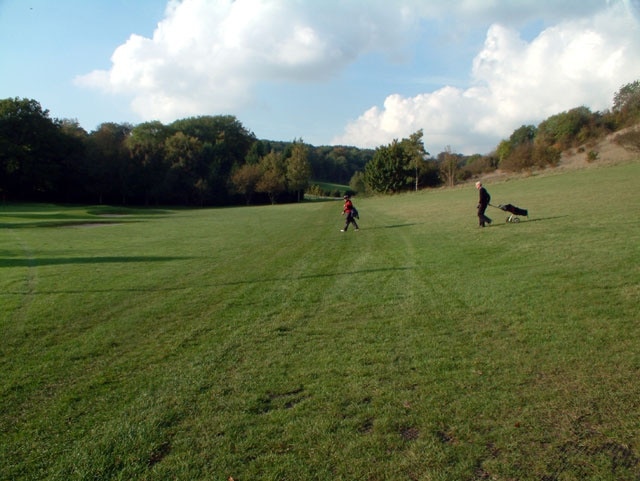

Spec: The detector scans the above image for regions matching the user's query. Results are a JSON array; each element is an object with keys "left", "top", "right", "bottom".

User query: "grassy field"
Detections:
[
  {"left": 308, "top": 180, "right": 350, "bottom": 196},
  {"left": 1, "top": 161, "right": 639, "bottom": 481}
]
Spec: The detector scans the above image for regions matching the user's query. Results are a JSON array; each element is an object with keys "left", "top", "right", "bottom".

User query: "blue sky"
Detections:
[{"left": 1, "top": 0, "right": 639, "bottom": 154}]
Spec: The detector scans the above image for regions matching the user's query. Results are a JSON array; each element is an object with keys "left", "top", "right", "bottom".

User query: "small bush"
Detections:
[{"left": 306, "top": 185, "right": 324, "bottom": 197}]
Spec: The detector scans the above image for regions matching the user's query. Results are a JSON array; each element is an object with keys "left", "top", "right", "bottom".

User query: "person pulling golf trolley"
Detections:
[
  {"left": 475, "top": 181, "right": 492, "bottom": 227},
  {"left": 475, "top": 181, "right": 529, "bottom": 225}
]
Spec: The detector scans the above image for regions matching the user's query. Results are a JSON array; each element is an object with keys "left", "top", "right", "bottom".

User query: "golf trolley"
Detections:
[{"left": 492, "top": 203, "right": 528, "bottom": 223}]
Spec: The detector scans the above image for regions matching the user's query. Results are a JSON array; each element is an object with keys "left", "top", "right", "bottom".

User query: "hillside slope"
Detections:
[{"left": 559, "top": 124, "right": 639, "bottom": 169}]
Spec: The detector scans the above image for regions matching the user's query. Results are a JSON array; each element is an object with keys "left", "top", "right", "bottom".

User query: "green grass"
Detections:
[
  {"left": 1, "top": 161, "right": 639, "bottom": 480},
  {"left": 310, "top": 180, "right": 350, "bottom": 195}
]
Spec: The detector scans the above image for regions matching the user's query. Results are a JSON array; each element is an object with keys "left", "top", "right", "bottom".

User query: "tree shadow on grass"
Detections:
[
  {"left": 0, "top": 220, "right": 144, "bottom": 229},
  {"left": 0, "top": 256, "right": 193, "bottom": 268},
  {"left": 367, "top": 223, "right": 422, "bottom": 230},
  {"left": 0, "top": 208, "right": 173, "bottom": 229}
]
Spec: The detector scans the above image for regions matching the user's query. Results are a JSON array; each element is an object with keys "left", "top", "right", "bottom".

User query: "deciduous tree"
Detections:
[
  {"left": 364, "top": 139, "right": 411, "bottom": 193},
  {"left": 256, "top": 151, "right": 286, "bottom": 204},
  {"left": 399, "top": 129, "right": 429, "bottom": 191},
  {"left": 438, "top": 146, "right": 458, "bottom": 187},
  {"left": 125, "top": 121, "right": 167, "bottom": 205},
  {"left": 164, "top": 132, "right": 204, "bottom": 205},
  {"left": 286, "top": 140, "right": 311, "bottom": 201},
  {"left": 231, "top": 163, "right": 262, "bottom": 205},
  {"left": 0, "top": 97, "right": 66, "bottom": 200},
  {"left": 613, "top": 79, "right": 640, "bottom": 124}
]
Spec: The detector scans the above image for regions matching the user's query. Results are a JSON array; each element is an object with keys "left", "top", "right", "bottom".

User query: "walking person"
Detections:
[
  {"left": 340, "top": 194, "right": 359, "bottom": 232},
  {"left": 475, "top": 181, "right": 492, "bottom": 227}
]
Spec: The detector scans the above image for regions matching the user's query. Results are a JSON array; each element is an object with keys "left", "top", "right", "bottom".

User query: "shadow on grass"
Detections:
[
  {"left": 0, "top": 256, "right": 193, "bottom": 268},
  {"left": 85, "top": 207, "right": 173, "bottom": 216},
  {"left": 220, "top": 266, "right": 415, "bottom": 287},
  {"left": 487, "top": 215, "right": 569, "bottom": 227},
  {"left": 523, "top": 215, "right": 569, "bottom": 222},
  {"left": 367, "top": 223, "right": 422, "bottom": 229},
  {"left": 0, "top": 221, "right": 138, "bottom": 229},
  {"left": 0, "top": 207, "right": 173, "bottom": 228}
]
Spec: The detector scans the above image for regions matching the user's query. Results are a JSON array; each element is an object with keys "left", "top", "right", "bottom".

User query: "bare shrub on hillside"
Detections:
[
  {"left": 532, "top": 144, "right": 561, "bottom": 168},
  {"left": 500, "top": 144, "right": 533, "bottom": 171},
  {"left": 614, "top": 129, "right": 640, "bottom": 152}
]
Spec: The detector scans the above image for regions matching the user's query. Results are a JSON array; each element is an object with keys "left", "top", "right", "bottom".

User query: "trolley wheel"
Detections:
[{"left": 513, "top": 217, "right": 520, "bottom": 223}]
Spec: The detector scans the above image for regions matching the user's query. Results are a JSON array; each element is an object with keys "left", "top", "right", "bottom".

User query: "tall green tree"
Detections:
[
  {"left": 364, "top": 139, "right": 411, "bottom": 193},
  {"left": 57, "top": 119, "right": 88, "bottom": 202},
  {"left": 286, "top": 140, "right": 311, "bottom": 201},
  {"left": 495, "top": 139, "right": 512, "bottom": 165},
  {"left": 613, "top": 79, "right": 640, "bottom": 124},
  {"left": 256, "top": 151, "right": 286, "bottom": 204},
  {"left": 497, "top": 125, "right": 535, "bottom": 171},
  {"left": 510, "top": 124, "right": 537, "bottom": 147},
  {"left": 245, "top": 140, "right": 269, "bottom": 165},
  {"left": 230, "top": 163, "right": 263, "bottom": 205},
  {"left": 164, "top": 132, "right": 204, "bottom": 205},
  {"left": 125, "top": 121, "right": 169, "bottom": 205},
  {"left": 170, "top": 115, "right": 256, "bottom": 204},
  {"left": 0, "top": 97, "right": 66, "bottom": 200},
  {"left": 349, "top": 171, "right": 367, "bottom": 195},
  {"left": 86, "top": 122, "right": 134, "bottom": 204},
  {"left": 399, "top": 129, "right": 429, "bottom": 191}
]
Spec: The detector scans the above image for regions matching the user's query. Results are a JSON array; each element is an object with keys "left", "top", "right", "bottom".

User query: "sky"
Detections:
[{"left": 1, "top": 0, "right": 640, "bottom": 155}]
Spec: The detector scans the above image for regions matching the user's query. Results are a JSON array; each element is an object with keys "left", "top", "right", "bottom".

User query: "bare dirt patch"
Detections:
[{"left": 560, "top": 127, "right": 639, "bottom": 169}]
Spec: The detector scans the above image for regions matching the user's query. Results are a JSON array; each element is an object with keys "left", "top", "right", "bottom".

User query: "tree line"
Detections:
[
  {"left": 1, "top": 80, "right": 638, "bottom": 204},
  {"left": 0, "top": 100, "right": 372, "bottom": 206}
]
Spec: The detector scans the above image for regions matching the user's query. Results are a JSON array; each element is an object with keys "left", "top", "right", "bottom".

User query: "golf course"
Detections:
[{"left": 1, "top": 160, "right": 639, "bottom": 480}]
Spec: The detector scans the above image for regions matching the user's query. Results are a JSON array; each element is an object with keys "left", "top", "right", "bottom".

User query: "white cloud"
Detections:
[
  {"left": 75, "top": 0, "right": 417, "bottom": 122},
  {"left": 333, "top": 5, "right": 640, "bottom": 153}
]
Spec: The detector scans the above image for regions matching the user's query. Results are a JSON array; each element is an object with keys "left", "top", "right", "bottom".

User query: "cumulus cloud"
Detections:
[
  {"left": 333, "top": 4, "right": 640, "bottom": 153},
  {"left": 75, "top": 0, "right": 418, "bottom": 122}
]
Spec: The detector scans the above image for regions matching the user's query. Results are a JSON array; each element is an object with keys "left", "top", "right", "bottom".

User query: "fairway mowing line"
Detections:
[
  {"left": 5, "top": 229, "right": 39, "bottom": 322},
  {"left": 64, "top": 222, "right": 124, "bottom": 228}
]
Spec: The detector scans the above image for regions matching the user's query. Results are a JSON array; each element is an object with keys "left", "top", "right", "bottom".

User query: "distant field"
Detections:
[
  {"left": 1, "top": 161, "right": 639, "bottom": 480},
  {"left": 308, "top": 180, "right": 350, "bottom": 196}
]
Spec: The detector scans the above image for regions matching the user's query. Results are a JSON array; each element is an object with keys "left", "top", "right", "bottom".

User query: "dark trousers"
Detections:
[
  {"left": 478, "top": 204, "right": 491, "bottom": 226},
  {"left": 344, "top": 213, "right": 359, "bottom": 230}
]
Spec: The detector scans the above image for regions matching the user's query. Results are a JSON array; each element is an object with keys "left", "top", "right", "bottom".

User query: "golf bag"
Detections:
[
  {"left": 498, "top": 204, "right": 528, "bottom": 216},
  {"left": 494, "top": 203, "right": 528, "bottom": 223}
]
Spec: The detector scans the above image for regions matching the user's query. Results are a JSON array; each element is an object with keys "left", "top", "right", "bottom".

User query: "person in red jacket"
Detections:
[{"left": 340, "top": 194, "right": 359, "bottom": 232}]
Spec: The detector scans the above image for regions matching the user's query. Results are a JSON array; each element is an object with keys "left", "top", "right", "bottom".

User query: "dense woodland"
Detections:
[{"left": 1, "top": 80, "right": 639, "bottom": 205}]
